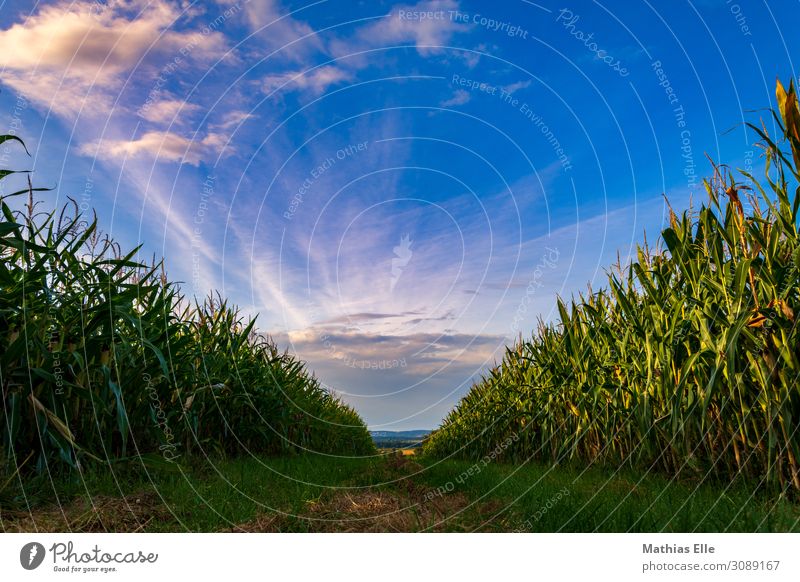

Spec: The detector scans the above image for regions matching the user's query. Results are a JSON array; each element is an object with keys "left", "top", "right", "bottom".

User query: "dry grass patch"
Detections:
[{"left": 1, "top": 491, "right": 172, "bottom": 533}]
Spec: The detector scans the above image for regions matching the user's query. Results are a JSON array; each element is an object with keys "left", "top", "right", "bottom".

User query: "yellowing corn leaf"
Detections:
[
  {"left": 768, "top": 298, "right": 795, "bottom": 321},
  {"left": 28, "top": 393, "right": 76, "bottom": 444},
  {"left": 776, "top": 79, "right": 800, "bottom": 169}
]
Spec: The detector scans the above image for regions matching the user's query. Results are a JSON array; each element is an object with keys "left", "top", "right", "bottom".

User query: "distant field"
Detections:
[{"left": 370, "top": 430, "right": 429, "bottom": 450}]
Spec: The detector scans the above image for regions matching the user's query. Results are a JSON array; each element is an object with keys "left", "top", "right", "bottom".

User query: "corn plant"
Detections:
[
  {"left": 424, "top": 79, "right": 800, "bottom": 494},
  {"left": 0, "top": 141, "right": 373, "bottom": 485}
]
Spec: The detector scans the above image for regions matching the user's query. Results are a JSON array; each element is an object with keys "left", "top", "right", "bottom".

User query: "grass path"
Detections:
[{"left": 2, "top": 454, "right": 798, "bottom": 532}]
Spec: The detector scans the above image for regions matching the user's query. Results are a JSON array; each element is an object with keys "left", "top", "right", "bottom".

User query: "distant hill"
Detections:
[
  {"left": 370, "top": 430, "right": 430, "bottom": 439},
  {"left": 370, "top": 430, "right": 430, "bottom": 449}
]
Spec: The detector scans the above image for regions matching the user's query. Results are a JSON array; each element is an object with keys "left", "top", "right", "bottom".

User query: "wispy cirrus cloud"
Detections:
[
  {"left": 208, "top": 109, "right": 257, "bottom": 132},
  {"left": 241, "top": 0, "right": 325, "bottom": 60},
  {"left": 261, "top": 65, "right": 353, "bottom": 95},
  {"left": 255, "top": 0, "right": 467, "bottom": 98},
  {"left": 333, "top": 0, "right": 465, "bottom": 58},
  {"left": 138, "top": 96, "right": 201, "bottom": 124},
  {"left": 319, "top": 312, "right": 421, "bottom": 326},
  {"left": 79, "top": 130, "right": 232, "bottom": 166}
]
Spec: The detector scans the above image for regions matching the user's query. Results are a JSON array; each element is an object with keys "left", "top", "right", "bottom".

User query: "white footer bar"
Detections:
[{"left": 1, "top": 533, "right": 797, "bottom": 581}]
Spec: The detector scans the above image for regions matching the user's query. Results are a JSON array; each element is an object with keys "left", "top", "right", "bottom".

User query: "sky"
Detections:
[{"left": 0, "top": 0, "right": 797, "bottom": 430}]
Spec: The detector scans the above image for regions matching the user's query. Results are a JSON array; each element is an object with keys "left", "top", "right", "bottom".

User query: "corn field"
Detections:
[
  {"left": 0, "top": 138, "right": 373, "bottom": 482},
  {"left": 424, "top": 79, "right": 800, "bottom": 494}
]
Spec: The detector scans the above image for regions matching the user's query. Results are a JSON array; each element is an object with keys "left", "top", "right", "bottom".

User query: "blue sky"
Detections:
[{"left": 0, "top": 0, "right": 797, "bottom": 429}]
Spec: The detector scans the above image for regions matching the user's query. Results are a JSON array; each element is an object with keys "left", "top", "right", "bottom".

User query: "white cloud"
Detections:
[
  {"left": 440, "top": 89, "right": 470, "bottom": 107},
  {"left": 209, "top": 109, "right": 257, "bottom": 132},
  {"left": 261, "top": 65, "right": 352, "bottom": 95},
  {"left": 502, "top": 80, "right": 532, "bottom": 94},
  {"left": 79, "top": 130, "right": 232, "bottom": 166},
  {"left": 457, "top": 43, "right": 487, "bottom": 69},
  {"left": 277, "top": 328, "right": 505, "bottom": 378},
  {"left": 256, "top": 0, "right": 467, "bottom": 96},
  {"left": 0, "top": 0, "right": 227, "bottom": 117},
  {"left": 241, "top": 0, "right": 325, "bottom": 60},
  {"left": 344, "top": 0, "right": 465, "bottom": 57},
  {"left": 139, "top": 97, "right": 201, "bottom": 124}
]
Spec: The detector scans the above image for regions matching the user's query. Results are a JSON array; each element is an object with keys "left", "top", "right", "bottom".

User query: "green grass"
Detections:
[
  {"left": 90, "top": 457, "right": 370, "bottom": 531},
  {"left": 4, "top": 453, "right": 797, "bottom": 532},
  {"left": 2, "top": 453, "right": 386, "bottom": 532},
  {"left": 414, "top": 455, "right": 800, "bottom": 532}
]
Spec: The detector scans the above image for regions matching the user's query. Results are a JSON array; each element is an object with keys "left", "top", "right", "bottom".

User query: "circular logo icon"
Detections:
[{"left": 20, "top": 542, "right": 46, "bottom": 570}]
